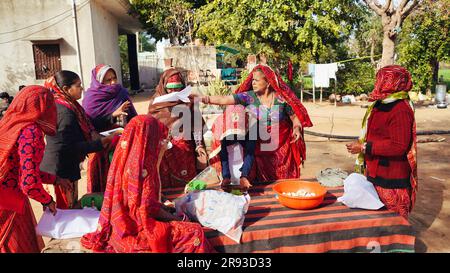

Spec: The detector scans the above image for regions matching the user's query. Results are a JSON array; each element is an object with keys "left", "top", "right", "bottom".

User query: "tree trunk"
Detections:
[
  {"left": 380, "top": 32, "right": 396, "bottom": 67},
  {"left": 431, "top": 58, "right": 440, "bottom": 91}
]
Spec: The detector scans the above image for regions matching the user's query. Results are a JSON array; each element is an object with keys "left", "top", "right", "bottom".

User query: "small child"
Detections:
[{"left": 215, "top": 105, "right": 256, "bottom": 192}]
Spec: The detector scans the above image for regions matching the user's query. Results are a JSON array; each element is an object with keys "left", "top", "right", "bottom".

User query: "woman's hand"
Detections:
[
  {"left": 291, "top": 126, "right": 302, "bottom": 143},
  {"left": 55, "top": 177, "right": 73, "bottom": 192},
  {"left": 44, "top": 200, "right": 57, "bottom": 216},
  {"left": 112, "top": 101, "right": 131, "bottom": 118},
  {"left": 196, "top": 145, "right": 207, "bottom": 158},
  {"left": 346, "top": 141, "right": 364, "bottom": 154},
  {"left": 101, "top": 134, "right": 116, "bottom": 148}
]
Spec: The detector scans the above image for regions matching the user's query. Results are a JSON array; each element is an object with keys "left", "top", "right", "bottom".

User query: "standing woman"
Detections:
[
  {"left": 346, "top": 65, "right": 417, "bottom": 218},
  {"left": 82, "top": 64, "right": 138, "bottom": 193},
  {"left": 41, "top": 71, "right": 115, "bottom": 209},
  {"left": 148, "top": 68, "right": 208, "bottom": 189},
  {"left": 0, "top": 86, "right": 64, "bottom": 252},
  {"left": 200, "top": 64, "right": 313, "bottom": 183}
]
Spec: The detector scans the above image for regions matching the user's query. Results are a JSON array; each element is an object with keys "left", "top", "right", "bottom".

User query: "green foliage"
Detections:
[
  {"left": 130, "top": 0, "right": 206, "bottom": 45},
  {"left": 336, "top": 61, "right": 375, "bottom": 95},
  {"left": 205, "top": 78, "right": 231, "bottom": 96},
  {"left": 398, "top": 0, "right": 450, "bottom": 93},
  {"left": 196, "top": 0, "right": 366, "bottom": 65}
]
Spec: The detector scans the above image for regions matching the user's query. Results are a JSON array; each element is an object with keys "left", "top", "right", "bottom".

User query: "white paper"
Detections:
[
  {"left": 152, "top": 85, "right": 192, "bottom": 104},
  {"left": 36, "top": 207, "right": 100, "bottom": 239},
  {"left": 175, "top": 190, "right": 250, "bottom": 243},
  {"left": 100, "top": 127, "right": 123, "bottom": 137},
  {"left": 337, "top": 173, "right": 385, "bottom": 210}
]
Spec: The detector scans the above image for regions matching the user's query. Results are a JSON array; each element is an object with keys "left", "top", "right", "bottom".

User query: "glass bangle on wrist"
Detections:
[{"left": 362, "top": 142, "right": 367, "bottom": 154}]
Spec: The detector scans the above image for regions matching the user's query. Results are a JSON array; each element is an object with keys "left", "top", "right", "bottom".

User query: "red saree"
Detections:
[
  {"left": 81, "top": 115, "right": 212, "bottom": 253},
  {"left": 148, "top": 69, "right": 206, "bottom": 189}
]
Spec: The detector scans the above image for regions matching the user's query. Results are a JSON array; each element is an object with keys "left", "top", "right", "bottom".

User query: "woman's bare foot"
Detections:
[{"left": 240, "top": 177, "right": 252, "bottom": 192}]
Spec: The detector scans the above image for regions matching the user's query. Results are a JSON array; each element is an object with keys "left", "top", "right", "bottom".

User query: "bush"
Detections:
[{"left": 336, "top": 61, "right": 375, "bottom": 95}]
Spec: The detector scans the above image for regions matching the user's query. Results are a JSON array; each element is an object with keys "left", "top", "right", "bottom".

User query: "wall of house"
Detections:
[
  {"left": 164, "top": 45, "right": 219, "bottom": 83},
  {"left": 89, "top": 0, "right": 122, "bottom": 84},
  {"left": 0, "top": 0, "right": 96, "bottom": 94}
]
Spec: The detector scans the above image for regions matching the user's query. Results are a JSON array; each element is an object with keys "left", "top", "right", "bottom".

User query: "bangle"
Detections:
[
  {"left": 293, "top": 125, "right": 302, "bottom": 131},
  {"left": 362, "top": 142, "right": 367, "bottom": 154},
  {"left": 203, "top": 96, "right": 210, "bottom": 104}
]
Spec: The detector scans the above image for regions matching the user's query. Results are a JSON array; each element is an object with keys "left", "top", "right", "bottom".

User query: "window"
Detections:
[{"left": 32, "top": 44, "right": 61, "bottom": 80}]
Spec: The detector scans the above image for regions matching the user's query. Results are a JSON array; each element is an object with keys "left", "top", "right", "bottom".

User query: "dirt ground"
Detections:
[{"left": 31, "top": 91, "right": 450, "bottom": 252}]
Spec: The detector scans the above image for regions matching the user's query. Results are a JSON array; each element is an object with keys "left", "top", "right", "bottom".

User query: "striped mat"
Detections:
[{"left": 162, "top": 181, "right": 416, "bottom": 253}]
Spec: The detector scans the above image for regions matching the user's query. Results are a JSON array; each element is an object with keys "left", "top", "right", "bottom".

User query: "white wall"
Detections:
[
  {"left": 89, "top": 0, "right": 122, "bottom": 84},
  {"left": 0, "top": 0, "right": 127, "bottom": 94},
  {"left": 0, "top": 0, "right": 90, "bottom": 93}
]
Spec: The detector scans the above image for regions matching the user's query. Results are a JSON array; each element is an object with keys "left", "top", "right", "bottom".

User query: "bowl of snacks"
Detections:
[{"left": 273, "top": 180, "right": 327, "bottom": 210}]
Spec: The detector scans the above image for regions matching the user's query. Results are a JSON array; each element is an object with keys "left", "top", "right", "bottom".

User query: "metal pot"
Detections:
[{"left": 435, "top": 84, "right": 447, "bottom": 109}]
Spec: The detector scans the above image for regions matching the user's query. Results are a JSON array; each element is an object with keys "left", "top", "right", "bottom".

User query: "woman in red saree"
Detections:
[
  {"left": 346, "top": 65, "right": 417, "bottom": 218},
  {"left": 200, "top": 64, "right": 313, "bottom": 184},
  {"left": 0, "top": 86, "right": 60, "bottom": 252},
  {"left": 81, "top": 115, "right": 212, "bottom": 253},
  {"left": 148, "top": 69, "right": 208, "bottom": 189}
]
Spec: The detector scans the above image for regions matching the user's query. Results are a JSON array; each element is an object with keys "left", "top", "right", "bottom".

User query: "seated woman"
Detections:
[
  {"left": 41, "top": 71, "right": 116, "bottom": 209},
  {"left": 210, "top": 105, "right": 256, "bottom": 191},
  {"left": 81, "top": 115, "right": 213, "bottom": 253},
  {"left": 148, "top": 68, "right": 208, "bottom": 189},
  {"left": 0, "top": 86, "right": 71, "bottom": 252},
  {"left": 200, "top": 64, "right": 313, "bottom": 182},
  {"left": 346, "top": 65, "right": 417, "bottom": 218},
  {"left": 82, "top": 64, "right": 138, "bottom": 193}
]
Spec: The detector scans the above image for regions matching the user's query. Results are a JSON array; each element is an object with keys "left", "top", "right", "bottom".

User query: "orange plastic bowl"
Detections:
[{"left": 273, "top": 180, "right": 327, "bottom": 210}]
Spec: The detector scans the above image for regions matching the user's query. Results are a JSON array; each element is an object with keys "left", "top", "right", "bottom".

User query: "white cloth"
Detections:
[
  {"left": 313, "top": 63, "right": 338, "bottom": 88},
  {"left": 36, "top": 207, "right": 100, "bottom": 239},
  {"left": 175, "top": 190, "right": 250, "bottom": 243},
  {"left": 227, "top": 143, "right": 244, "bottom": 184},
  {"left": 152, "top": 85, "right": 192, "bottom": 104},
  {"left": 337, "top": 173, "right": 385, "bottom": 210}
]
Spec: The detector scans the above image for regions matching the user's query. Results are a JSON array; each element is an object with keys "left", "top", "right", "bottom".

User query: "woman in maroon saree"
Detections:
[
  {"left": 148, "top": 69, "right": 208, "bottom": 189},
  {"left": 200, "top": 64, "right": 313, "bottom": 183},
  {"left": 81, "top": 115, "right": 212, "bottom": 253}
]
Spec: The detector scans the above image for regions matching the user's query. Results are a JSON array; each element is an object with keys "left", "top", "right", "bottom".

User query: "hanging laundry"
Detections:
[
  {"left": 313, "top": 63, "right": 338, "bottom": 88},
  {"left": 307, "top": 63, "right": 315, "bottom": 76}
]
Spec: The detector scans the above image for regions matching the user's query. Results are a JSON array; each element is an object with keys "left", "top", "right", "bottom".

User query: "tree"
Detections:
[
  {"left": 363, "top": 0, "right": 421, "bottom": 68},
  {"left": 398, "top": 0, "right": 450, "bottom": 92},
  {"left": 351, "top": 12, "right": 383, "bottom": 65},
  {"left": 195, "top": 0, "right": 366, "bottom": 67},
  {"left": 130, "top": 0, "right": 207, "bottom": 45}
]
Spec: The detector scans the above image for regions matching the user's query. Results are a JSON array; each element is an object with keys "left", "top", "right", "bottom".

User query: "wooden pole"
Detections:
[
  {"left": 334, "top": 78, "right": 337, "bottom": 107},
  {"left": 312, "top": 76, "right": 316, "bottom": 104}
]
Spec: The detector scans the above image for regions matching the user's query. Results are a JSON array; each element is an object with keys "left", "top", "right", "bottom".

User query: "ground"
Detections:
[{"left": 31, "top": 91, "right": 450, "bottom": 252}]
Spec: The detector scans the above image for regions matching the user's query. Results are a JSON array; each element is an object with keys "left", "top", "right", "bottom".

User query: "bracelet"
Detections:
[
  {"left": 293, "top": 125, "right": 302, "bottom": 131},
  {"left": 195, "top": 144, "right": 205, "bottom": 152},
  {"left": 362, "top": 142, "right": 367, "bottom": 154},
  {"left": 203, "top": 96, "right": 210, "bottom": 104}
]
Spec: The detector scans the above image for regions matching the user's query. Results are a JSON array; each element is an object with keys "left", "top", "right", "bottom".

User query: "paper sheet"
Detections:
[
  {"left": 100, "top": 127, "right": 124, "bottom": 137},
  {"left": 36, "top": 207, "right": 100, "bottom": 239},
  {"left": 152, "top": 85, "right": 192, "bottom": 104}
]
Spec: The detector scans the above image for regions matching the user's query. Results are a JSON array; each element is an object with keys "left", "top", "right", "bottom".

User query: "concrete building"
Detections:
[{"left": 0, "top": 0, "right": 142, "bottom": 94}]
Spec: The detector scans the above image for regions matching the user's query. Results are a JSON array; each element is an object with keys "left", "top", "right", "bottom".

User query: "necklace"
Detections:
[{"left": 257, "top": 91, "right": 275, "bottom": 109}]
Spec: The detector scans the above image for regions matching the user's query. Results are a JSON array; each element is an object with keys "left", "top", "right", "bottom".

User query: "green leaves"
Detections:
[{"left": 398, "top": 0, "right": 450, "bottom": 92}]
